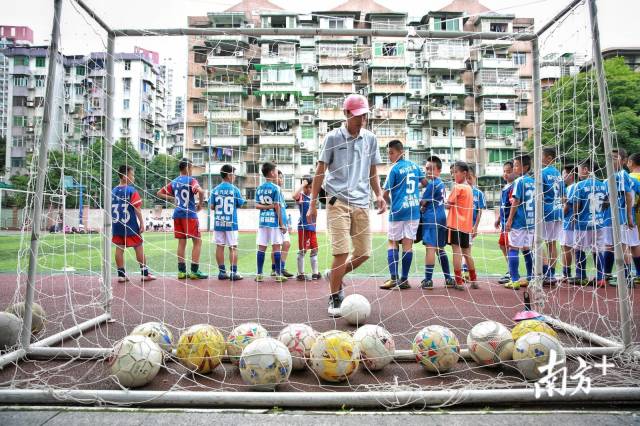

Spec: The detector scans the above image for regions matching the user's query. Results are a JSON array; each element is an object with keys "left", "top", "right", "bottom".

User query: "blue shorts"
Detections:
[{"left": 422, "top": 222, "right": 448, "bottom": 248}]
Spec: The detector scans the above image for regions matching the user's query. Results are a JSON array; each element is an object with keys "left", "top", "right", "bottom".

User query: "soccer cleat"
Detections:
[
  {"left": 188, "top": 271, "right": 208, "bottom": 280},
  {"left": 498, "top": 273, "right": 511, "bottom": 284},
  {"left": 117, "top": 276, "right": 129, "bottom": 283},
  {"left": 542, "top": 277, "right": 557, "bottom": 286},
  {"left": 282, "top": 269, "right": 294, "bottom": 278},
  {"left": 270, "top": 270, "right": 277, "bottom": 277},
  {"left": 380, "top": 278, "right": 399, "bottom": 290},
  {"left": 311, "top": 273, "right": 322, "bottom": 280},
  {"left": 230, "top": 273, "right": 244, "bottom": 281},
  {"left": 633, "top": 276, "right": 640, "bottom": 286},
  {"left": 504, "top": 280, "right": 521, "bottom": 290},
  {"left": 462, "top": 271, "right": 470, "bottom": 282},
  {"left": 518, "top": 278, "right": 529, "bottom": 288},
  {"left": 217, "top": 273, "right": 230, "bottom": 280},
  {"left": 397, "top": 279, "right": 411, "bottom": 289},
  {"left": 274, "top": 275, "right": 288, "bottom": 283},
  {"left": 297, "top": 274, "right": 310, "bottom": 281},
  {"left": 595, "top": 279, "right": 607, "bottom": 288},
  {"left": 254, "top": 274, "right": 264, "bottom": 282},
  {"left": 470, "top": 280, "right": 479, "bottom": 289},
  {"left": 420, "top": 279, "right": 434, "bottom": 290},
  {"left": 445, "top": 279, "right": 465, "bottom": 291},
  {"left": 327, "top": 294, "right": 343, "bottom": 317},
  {"left": 141, "top": 274, "right": 157, "bottom": 282},
  {"left": 177, "top": 272, "right": 187, "bottom": 280}
]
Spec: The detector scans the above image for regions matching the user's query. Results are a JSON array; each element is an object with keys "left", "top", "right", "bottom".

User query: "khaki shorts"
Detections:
[{"left": 327, "top": 199, "right": 371, "bottom": 257}]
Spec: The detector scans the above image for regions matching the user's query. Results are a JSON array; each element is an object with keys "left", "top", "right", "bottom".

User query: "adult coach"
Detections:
[{"left": 307, "top": 94, "right": 386, "bottom": 316}]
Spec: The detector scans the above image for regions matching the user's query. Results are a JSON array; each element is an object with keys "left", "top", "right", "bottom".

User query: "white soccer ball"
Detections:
[
  {"left": 277, "top": 323, "right": 317, "bottom": 370},
  {"left": 513, "top": 331, "right": 566, "bottom": 381},
  {"left": 108, "top": 334, "right": 163, "bottom": 388},
  {"left": 412, "top": 325, "right": 460, "bottom": 373},
  {"left": 467, "top": 320, "right": 514, "bottom": 367},
  {"left": 7, "top": 302, "right": 45, "bottom": 334},
  {"left": 130, "top": 322, "right": 174, "bottom": 353},
  {"left": 340, "top": 294, "right": 371, "bottom": 325},
  {"left": 226, "top": 322, "right": 269, "bottom": 365},
  {"left": 239, "top": 337, "right": 292, "bottom": 390},
  {"left": 353, "top": 324, "right": 395, "bottom": 371},
  {"left": 0, "top": 312, "right": 22, "bottom": 350},
  {"left": 310, "top": 330, "right": 360, "bottom": 382}
]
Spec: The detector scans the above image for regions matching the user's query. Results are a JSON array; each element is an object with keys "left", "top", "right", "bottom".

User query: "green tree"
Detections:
[{"left": 142, "top": 153, "right": 179, "bottom": 205}]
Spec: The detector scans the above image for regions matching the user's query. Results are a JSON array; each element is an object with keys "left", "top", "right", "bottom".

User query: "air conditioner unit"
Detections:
[
  {"left": 234, "top": 50, "right": 244, "bottom": 57},
  {"left": 192, "top": 138, "right": 201, "bottom": 145},
  {"left": 505, "top": 139, "right": 513, "bottom": 146},
  {"left": 416, "top": 139, "right": 424, "bottom": 146},
  {"left": 121, "top": 128, "right": 130, "bottom": 135},
  {"left": 415, "top": 114, "right": 424, "bottom": 121},
  {"left": 246, "top": 23, "right": 255, "bottom": 29},
  {"left": 413, "top": 90, "right": 421, "bottom": 97},
  {"left": 373, "top": 109, "right": 383, "bottom": 118},
  {"left": 354, "top": 67, "right": 362, "bottom": 74},
  {"left": 408, "top": 113, "right": 415, "bottom": 120},
  {"left": 521, "top": 92, "right": 530, "bottom": 100},
  {"left": 354, "top": 75, "right": 361, "bottom": 82},
  {"left": 435, "top": 80, "right": 443, "bottom": 88},
  {"left": 26, "top": 100, "right": 34, "bottom": 107},
  {"left": 27, "top": 147, "right": 34, "bottom": 153},
  {"left": 302, "top": 115, "right": 313, "bottom": 123}
]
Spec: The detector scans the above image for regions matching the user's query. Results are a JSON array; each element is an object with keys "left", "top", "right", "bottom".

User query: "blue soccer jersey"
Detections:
[
  {"left": 163, "top": 175, "right": 200, "bottom": 219},
  {"left": 542, "top": 165, "right": 564, "bottom": 222},
  {"left": 383, "top": 159, "right": 425, "bottom": 222},
  {"left": 499, "top": 182, "right": 514, "bottom": 229},
  {"left": 112, "top": 185, "right": 141, "bottom": 236},
  {"left": 614, "top": 170, "right": 633, "bottom": 226},
  {"left": 278, "top": 189, "right": 288, "bottom": 227},
  {"left": 421, "top": 177, "right": 447, "bottom": 226},
  {"left": 209, "top": 182, "right": 245, "bottom": 231},
  {"left": 571, "top": 178, "right": 608, "bottom": 230},
  {"left": 472, "top": 186, "right": 487, "bottom": 226},
  {"left": 511, "top": 175, "right": 535, "bottom": 229},
  {"left": 562, "top": 183, "right": 576, "bottom": 231},
  {"left": 297, "top": 193, "right": 316, "bottom": 232},
  {"left": 255, "top": 181, "right": 281, "bottom": 228}
]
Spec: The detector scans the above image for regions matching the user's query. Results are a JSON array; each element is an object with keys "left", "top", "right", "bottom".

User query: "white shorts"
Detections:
[
  {"left": 621, "top": 226, "right": 640, "bottom": 247},
  {"left": 574, "top": 229, "right": 609, "bottom": 251},
  {"left": 542, "top": 221, "right": 562, "bottom": 242},
  {"left": 509, "top": 228, "right": 534, "bottom": 249},
  {"left": 599, "top": 227, "right": 613, "bottom": 248},
  {"left": 256, "top": 227, "right": 284, "bottom": 246},
  {"left": 387, "top": 220, "right": 420, "bottom": 241},
  {"left": 282, "top": 231, "right": 291, "bottom": 243},
  {"left": 560, "top": 229, "right": 575, "bottom": 247},
  {"left": 214, "top": 230, "right": 238, "bottom": 247}
]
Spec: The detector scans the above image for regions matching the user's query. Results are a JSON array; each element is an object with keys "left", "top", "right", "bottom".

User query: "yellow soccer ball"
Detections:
[
  {"left": 309, "top": 330, "right": 360, "bottom": 382},
  {"left": 176, "top": 324, "right": 226, "bottom": 374},
  {"left": 511, "top": 320, "right": 557, "bottom": 342}
]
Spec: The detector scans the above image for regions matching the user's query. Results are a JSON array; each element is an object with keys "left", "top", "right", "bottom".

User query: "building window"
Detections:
[
  {"left": 247, "top": 135, "right": 259, "bottom": 145},
  {"left": 513, "top": 53, "right": 527, "bottom": 65},
  {"left": 209, "top": 121, "right": 240, "bottom": 137},
  {"left": 488, "top": 149, "right": 513, "bottom": 163},
  {"left": 484, "top": 124, "right": 514, "bottom": 138},
  {"left": 12, "top": 136, "right": 25, "bottom": 147},
  {"left": 433, "top": 16, "right": 460, "bottom": 31},
  {"left": 14, "top": 56, "right": 28, "bottom": 66},
  {"left": 194, "top": 75, "right": 206, "bottom": 88},
  {"left": 193, "top": 101, "right": 206, "bottom": 114},
  {"left": 301, "top": 153, "right": 314, "bottom": 165},
  {"left": 193, "top": 126, "right": 206, "bottom": 139},
  {"left": 123, "top": 78, "right": 131, "bottom": 93},
  {"left": 301, "top": 127, "right": 314, "bottom": 139},
  {"left": 246, "top": 188, "right": 256, "bottom": 200},
  {"left": 516, "top": 129, "right": 529, "bottom": 143},
  {"left": 36, "top": 57, "right": 46, "bottom": 68},
  {"left": 74, "top": 85, "right": 84, "bottom": 95},
  {"left": 371, "top": 68, "right": 406, "bottom": 83},
  {"left": 76, "top": 66, "right": 85, "bottom": 76},
  {"left": 489, "top": 22, "right": 508, "bottom": 32},
  {"left": 328, "top": 18, "right": 345, "bottom": 29},
  {"left": 373, "top": 95, "right": 406, "bottom": 109},
  {"left": 408, "top": 75, "right": 422, "bottom": 90},
  {"left": 261, "top": 68, "right": 295, "bottom": 84},
  {"left": 373, "top": 42, "right": 404, "bottom": 57},
  {"left": 35, "top": 76, "right": 45, "bottom": 88},
  {"left": 11, "top": 157, "right": 24, "bottom": 168},
  {"left": 260, "top": 147, "right": 294, "bottom": 163},
  {"left": 124, "top": 60, "right": 131, "bottom": 71},
  {"left": 246, "top": 162, "right": 259, "bottom": 174},
  {"left": 13, "top": 76, "right": 28, "bottom": 87},
  {"left": 409, "top": 128, "right": 423, "bottom": 141},
  {"left": 408, "top": 151, "right": 429, "bottom": 165},
  {"left": 518, "top": 78, "right": 532, "bottom": 91},
  {"left": 12, "top": 96, "right": 27, "bottom": 107},
  {"left": 13, "top": 116, "right": 27, "bottom": 127},
  {"left": 123, "top": 99, "right": 130, "bottom": 110},
  {"left": 516, "top": 101, "right": 528, "bottom": 116},
  {"left": 191, "top": 151, "right": 204, "bottom": 166},
  {"left": 318, "top": 68, "right": 353, "bottom": 83}
]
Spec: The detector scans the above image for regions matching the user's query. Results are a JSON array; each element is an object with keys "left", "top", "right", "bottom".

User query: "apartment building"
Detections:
[{"left": 185, "top": 0, "right": 535, "bottom": 201}]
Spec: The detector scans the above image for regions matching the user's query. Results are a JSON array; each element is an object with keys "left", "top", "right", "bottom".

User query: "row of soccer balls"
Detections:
[
  {"left": 109, "top": 318, "right": 562, "bottom": 389},
  {"left": 0, "top": 303, "right": 47, "bottom": 350}
]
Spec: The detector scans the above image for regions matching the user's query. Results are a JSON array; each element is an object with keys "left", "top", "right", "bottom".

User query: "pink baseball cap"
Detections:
[{"left": 343, "top": 94, "right": 370, "bottom": 116}]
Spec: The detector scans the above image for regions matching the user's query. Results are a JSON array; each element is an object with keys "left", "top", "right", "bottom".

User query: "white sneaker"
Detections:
[
  {"left": 327, "top": 295, "right": 342, "bottom": 317},
  {"left": 117, "top": 276, "right": 129, "bottom": 283}
]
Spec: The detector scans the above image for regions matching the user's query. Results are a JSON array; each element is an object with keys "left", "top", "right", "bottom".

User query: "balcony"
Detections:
[
  {"left": 318, "top": 56, "right": 353, "bottom": 67},
  {"left": 370, "top": 109, "right": 407, "bottom": 120},
  {"left": 258, "top": 110, "right": 297, "bottom": 121},
  {"left": 11, "top": 66, "right": 31, "bottom": 75},
  {"left": 475, "top": 38, "right": 513, "bottom": 49},
  {"left": 203, "top": 135, "right": 246, "bottom": 147},
  {"left": 89, "top": 68, "right": 107, "bottom": 77},
  {"left": 483, "top": 137, "right": 515, "bottom": 149},
  {"left": 425, "top": 58, "right": 466, "bottom": 70},
  {"left": 477, "top": 57, "right": 517, "bottom": 69},
  {"left": 370, "top": 81, "right": 406, "bottom": 94},
  {"left": 318, "top": 108, "right": 344, "bottom": 121},
  {"left": 207, "top": 55, "right": 249, "bottom": 68},
  {"left": 317, "top": 81, "right": 354, "bottom": 93},
  {"left": 205, "top": 161, "right": 246, "bottom": 177},
  {"left": 204, "top": 84, "right": 246, "bottom": 94},
  {"left": 139, "top": 128, "right": 154, "bottom": 141},
  {"left": 479, "top": 110, "right": 516, "bottom": 122},
  {"left": 207, "top": 109, "right": 246, "bottom": 121},
  {"left": 260, "top": 53, "right": 297, "bottom": 65},
  {"left": 370, "top": 56, "right": 406, "bottom": 68},
  {"left": 484, "top": 164, "right": 505, "bottom": 177},
  {"left": 428, "top": 135, "right": 465, "bottom": 149},
  {"left": 260, "top": 134, "right": 297, "bottom": 145},
  {"left": 427, "top": 81, "right": 465, "bottom": 96},
  {"left": 140, "top": 111, "right": 154, "bottom": 122},
  {"left": 205, "top": 34, "right": 249, "bottom": 47},
  {"left": 478, "top": 85, "right": 517, "bottom": 97},
  {"left": 425, "top": 109, "right": 466, "bottom": 121}
]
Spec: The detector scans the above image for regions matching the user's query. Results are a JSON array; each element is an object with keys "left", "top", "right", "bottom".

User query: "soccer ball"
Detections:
[
  {"left": 107, "top": 335, "right": 162, "bottom": 388},
  {"left": 309, "top": 330, "right": 360, "bottom": 382},
  {"left": 353, "top": 324, "right": 395, "bottom": 371},
  {"left": 512, "top": 320, "right": 558, "bottom": 342},
  {"left": 226, "top": 322, "right": 269, "bottom": 365},
  {"left": 6, "top": 302, "right": 45, "bottom": 334},
  {"left": 277, "top": 323, "right": 317, "bottom": 370},
  {"left": 0, "top": 312, "right": 22, "bottom": 350},
  {"left": 412, "top": 325, "right": 460, "bottom": 373},
  {"left": 239, "top": 337, "right": 292, "bottom": 390},
  {"left": 340, "top": 294, "right": 371, "bottom": 325},
  {"left": 513, "top": 331, "right": 566, "bottom": 381},
  {"left": 176, "top": 324, "right": 226, "bottom": 373},
  {"left": 467, "top": 321, "right": 514, "bottom": 366},
  {"left": 130, "top": 322, "right": 174, "bottom": 353}
]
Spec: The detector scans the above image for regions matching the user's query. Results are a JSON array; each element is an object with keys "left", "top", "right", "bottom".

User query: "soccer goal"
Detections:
[{"left": 0, "top": 0, "right": 639, "bottom": 409}]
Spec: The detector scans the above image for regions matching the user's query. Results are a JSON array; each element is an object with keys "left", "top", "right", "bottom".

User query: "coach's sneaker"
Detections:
[
  {"left": 254, "top": 274, "right": 264, "bottom": 282},
  {"left": 217, "top": 272, "right": 230, "bottom": 280},
  {"left": 328, "top": 294, "right": 343, "bottom": 317},
  {"left": 420, "top": 279, "right": 434, "bottom": 290},
  {"left": 117, "top": 275, "right": 129, "bottom": 283},
  {"left": 177, "top": 272, "right": 188, "bottom": 280},
  {"left": 498, "top": 273, "right": 511, "bottom": 285},
  {"left": 380, "top": 278, "right": 399, "bottom": 290},
  {"left": 397, "top": 279, "right": 411, "bottom": 290},
  {"left": 230, "top": 273, "right": 244, "bottom": 281},
  {"left": 274, "top": 275, "right": 289, "bottom": 283},
  {"left": 141, "top": 274, "right": 157, "bottom": 282},
  {"left": 188, "top": 270, "right": 208, "bottom": 280},
  {"left": 504, "top": 280, "right": 521, "bottom": 290},
  {"left": 297, "top": 274, "right": 310, "bottom": 281},
  {"left": 311, "top": 273, "right": 322, "bottom": 280},
  {"left": 282, "top": 269, "right": 294, "bottom": 278}
]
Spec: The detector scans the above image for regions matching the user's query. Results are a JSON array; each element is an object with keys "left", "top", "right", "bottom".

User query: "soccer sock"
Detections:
[
  {"left": 257, "top": 250, "right": 266, "bottom": 275},
  {"left": 575, "top": 250, "right": 586, "bottom": 279},
  {"left": 178, "top": 262, "right": 186, "bottom": 273},
  {"left": 604, "top": 251, "right": 615, "bottom": 274},
  {"left": 387, "top": 249, "right": 398, "bottom": 279},
  {"left": 274, "top": 252, "right": 282, "bottom": 274},
  {"left": 508, "top": 249, "right": 520, "bottom": 282},
  {"left": 550, "top": 266, "right": 556, "bottom": 277},
  {"left": 218, "top": 264, "right": 226, "bottom": 274},
  {"left": 271, "top": 263, "right": 276, "bottom": 272},
  {"left": 424, "top": 264, "right": 435, "bottom": 281},
  {"left": 400, "top": 250, "right": 413, "bottom": 280},
  {"left": 438, "top": 249, "right": 452, "bottom": 281},
  {"left": 281, "top": 260, "right": 286, "bottom": 272},
  {"left": 117, "top": 267, "right": 126, "bottom": 277},
  {"left": 140, "top": 265, "right": 149, "bottom": 277},
  {"left": 469, "top": 269, "right": 477, "bottom": 282},
  {"left": 633, "top": 256, "right": 640, "bottom": 276},
  {"left": 563, "top": 266, "right": 572, "bottom": 278},
  {"left": 297, "top": 252, "right": 305, "bottom": 275},
  {"left": 454, "top": 269, "right": 464, "bottom": 285},
  {"left": 624, "top": 263, "right": 631, "bottom": 279},
  {"left": 231, "top": 265, "right": 237, "bottom": 274},
  {"left": 523, "top": 249, "right": 533, "bottom": 280},
  {"left": 594, "top": 253, "right": 603, "bottom": 281},
  {"left": 190, "top": 263, "right": 199, "bottom": 273},
  {"left": 542, "top": 264, "right": 549, "bottom": 278},
  {"left": 310, "top": 254, "right": 319, "bottom": 274}
]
